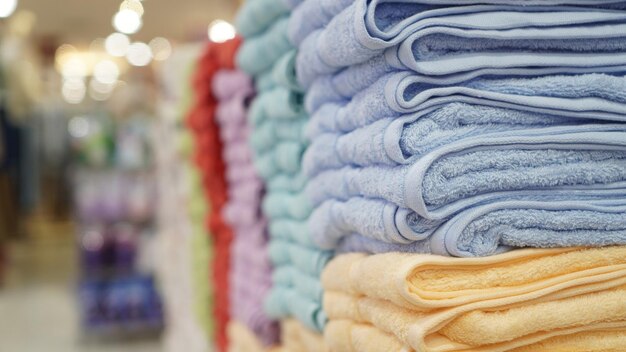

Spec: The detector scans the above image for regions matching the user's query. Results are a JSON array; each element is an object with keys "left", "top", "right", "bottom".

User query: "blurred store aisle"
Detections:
[{"left": 0, "top": 212, "right": 161, "bottom": 352}]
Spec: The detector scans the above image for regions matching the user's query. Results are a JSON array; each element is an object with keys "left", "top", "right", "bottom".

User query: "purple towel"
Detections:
[{"left": 213, "top": 69, "right": 279, "bottom": 346}]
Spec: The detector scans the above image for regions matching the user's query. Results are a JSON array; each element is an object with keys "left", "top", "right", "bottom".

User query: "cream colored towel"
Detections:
[
  {"left": 324, "top": 319, "right": 626, "bottom": 352},
  {"left": 279, "top": 319, "right": 329, "bottom": 352},
  {"left": 321, "top": 247, "right": 626, "bottom": 352}
]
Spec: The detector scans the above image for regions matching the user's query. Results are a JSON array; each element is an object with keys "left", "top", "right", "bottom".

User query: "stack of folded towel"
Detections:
[
  {"left": 186, "top": 38, "right": 242, "bottom": 352},
  {"left": 322, "top": 247, "right": 626, "bottom": 351},
  {"left": 287, "top": 0, "right": 626, "bottom": 350},
  {"left": 212, "top": 63, "right": 280, "bottom": 347},
  {"left": 235, "top": 0, "right": 333, "bottom": 338},
  {"left": 294, "top": 0, "right": 626, "bottom": 256},
  {"left": 154, "top": 45, "right": 213, "bottom": 352}
]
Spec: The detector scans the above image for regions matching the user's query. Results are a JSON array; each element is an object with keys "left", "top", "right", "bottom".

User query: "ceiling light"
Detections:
[
  {"left": 105, "top": 32, "right": 130, "bottom": 57},
  {"left": 148, "top": 37, "right": 171, "bottom": 61},
  {"left": 0, "top": 0, "right": 17, "bottom": 18},
  {"left": 113, "top": 9, "right": 142, "bottom": 35},
  {"left": 208, "top": 20, "right": 235, "bottom": 43},
  {"left": 126, "top": 42, "right": 152, "bottom": 67}
]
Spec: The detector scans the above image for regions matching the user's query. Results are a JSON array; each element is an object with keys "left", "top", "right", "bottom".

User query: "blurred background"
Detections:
[{"left": 0, "top": 0, "right": 238, "bottom": 350}]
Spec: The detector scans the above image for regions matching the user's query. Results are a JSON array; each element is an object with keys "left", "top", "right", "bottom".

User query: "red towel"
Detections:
[{"left": 185, "top": 36, "right": 242, "bottom": 352}]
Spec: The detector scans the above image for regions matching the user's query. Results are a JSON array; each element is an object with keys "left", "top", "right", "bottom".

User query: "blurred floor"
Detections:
[{"left": 0, "top": 211, "right": 162, "bottom": 352}]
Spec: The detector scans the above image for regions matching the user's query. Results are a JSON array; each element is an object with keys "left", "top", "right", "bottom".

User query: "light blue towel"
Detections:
[
  {"left": 263, "top": 191, "right": 312, "bottom": 221},
  {"left": 273, "top": 266, "right": 324, "bottom": 302},
  {"left": 306, "top": 125, "right": 626, "bottom": 220},
  {"left": 308, "top": 197, "right": 442, "bottom": 247},
  {"left": 236, "top": 0, "right": 330, "bottom": 334},
  {"left": 389, "top": 21, "right": 626, "bottom": 78},
  {"left": 337, "top": 233, "right": 433, "bottom": 254},
  {"left": 431, "top": 195, "right": 626, "bottom": 257},
  {"left": 303, "top": 100, "right": 625, "bottom": 177},
  {"left": 306, "top": 72, "right": 626, "bottom": 139},
  {"left": 311, "top": 190, "right": 626, "bottom": 252},
  {"left": 272, "top": 50, "right": 303, "bottom": 92},
  {"left": 296, "top": 2, "right": 626, "bottom": 86},
  {"left": 264, "top": 285, "right": 326, "bottom": 331},
  {"left": 332, "top": 192, "right": 626, "bottom": 257},
  {"left": 287, "top": 0, "right": 354, "bottom": 46},
  {"left": 251, "top": 119, "right": 307, "bottom": 154},
  {"left": 248, "top": 86, "right": 304, "bottom": 128},
  {"left": 254, "top": 140, "right": 305, "bottom": 180},
  {"left": 255, "top": 71, "right": 277, "bottom": 91},
  {"left": 268, "top": 239, "right": 332, "bottom": 277},
  {"left": 267, "top": 172, "right": 308, "bottom": 192},
  {"left": 235, "top": 0, "right": 291, "bottom": 38},
  {"left": 305, "top": 55, "right": 396, "bottom": 114},
  {"left": 237, "top": 18, "right": 292, "bottom": 76},
  {"left": 270, "top": 218, "right": 315, "bottom": 247}
]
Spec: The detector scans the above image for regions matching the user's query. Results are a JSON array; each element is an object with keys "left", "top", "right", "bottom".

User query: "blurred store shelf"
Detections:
[{"left": 0, "top": 211, "right": 162, "bottom": 352}]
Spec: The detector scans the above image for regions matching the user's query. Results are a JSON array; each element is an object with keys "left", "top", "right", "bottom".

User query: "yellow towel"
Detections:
[
  {"left": 227, "top": 321, "right": 267, "bottom": 352},
  {"left": 324, "top": 320, "right": 626, "bottom": 352},
  {"left": 321, "top": 247, "right": 626, "bottom": 352},
  {"left": 279, "top": 319, "right": 329, "bottom": 352}
]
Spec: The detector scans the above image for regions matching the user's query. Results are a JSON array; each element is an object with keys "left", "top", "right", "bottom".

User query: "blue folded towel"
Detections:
[
  {"left": 312, "top": 188, "right": 626, "bottom": 251},
  {"left": 337, "top": 233, "right": 433, "bottom": 254},
  {"left": 296, "top": 2, "right": 626, "bottom": 86},
  {"left": 306, "top": 125, "right": 626, "bottom": 220},
  {"left": 389, "top": 21, "right": 626, "bottom": 78},
  {"left": 235, "top": 0, "right": 291, "bottom": 38},
  {"left": 307, "top": 72, "right": 626, "bottom": 139},
  {"left": 237, "top": 18, "right": 292, "bottom": 76},
  {"left": 309, "top": 197, "right": 441, "bottom": 248},
  {"left": 332, "top": 192, "right": 626, "bottom": 257},
  {"left": 288, "top": 0, "right": 354, "bottom": 45},
  {"left": 431, "top": 195, "right": 626, "bottom": 257},
  {"left": 303, "top": 101, "right": 625, "bottom": 177},
  {"left": 305, "top": 55, "right": 396, "bottom": 114}
]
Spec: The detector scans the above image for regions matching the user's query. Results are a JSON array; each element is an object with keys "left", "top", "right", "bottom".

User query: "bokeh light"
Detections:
[
  {"left": 105, "top": 32, "right": 130, "bottom": 57},
  {"left": 113, "top": 9, "right": 142, "bottom": 35},
  {"left": 62, "top": 78, "right": 86, "bottom": 104},
  {"left": 148, "top": 37, "right": 171, "bottom": 61},
  {"left": 0, "top": 0, "right": 17, "bottom": 18},
  {"left": 89, "top": 79, "right": 115, "bottom": 101},
  {"left": 61, "top": 57, "right": 87, "bottom": 79},
  {"left": 208, "top": 20, "right": 235, "bottom": 43},
  {"left": 126, "top": 42, "right": 152, "bottom": 67},
  {"left": 89, "top": 38, "right": 105, "bottom": 53},
  {"left": 93, "top": 59, "right": 119, "bottom": 85},
  {"left": 119, "top": 0, "right": 144, "bottom": 17},
  {"left": 68, "top": 116, "right": 90, "bottom": 139}
]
